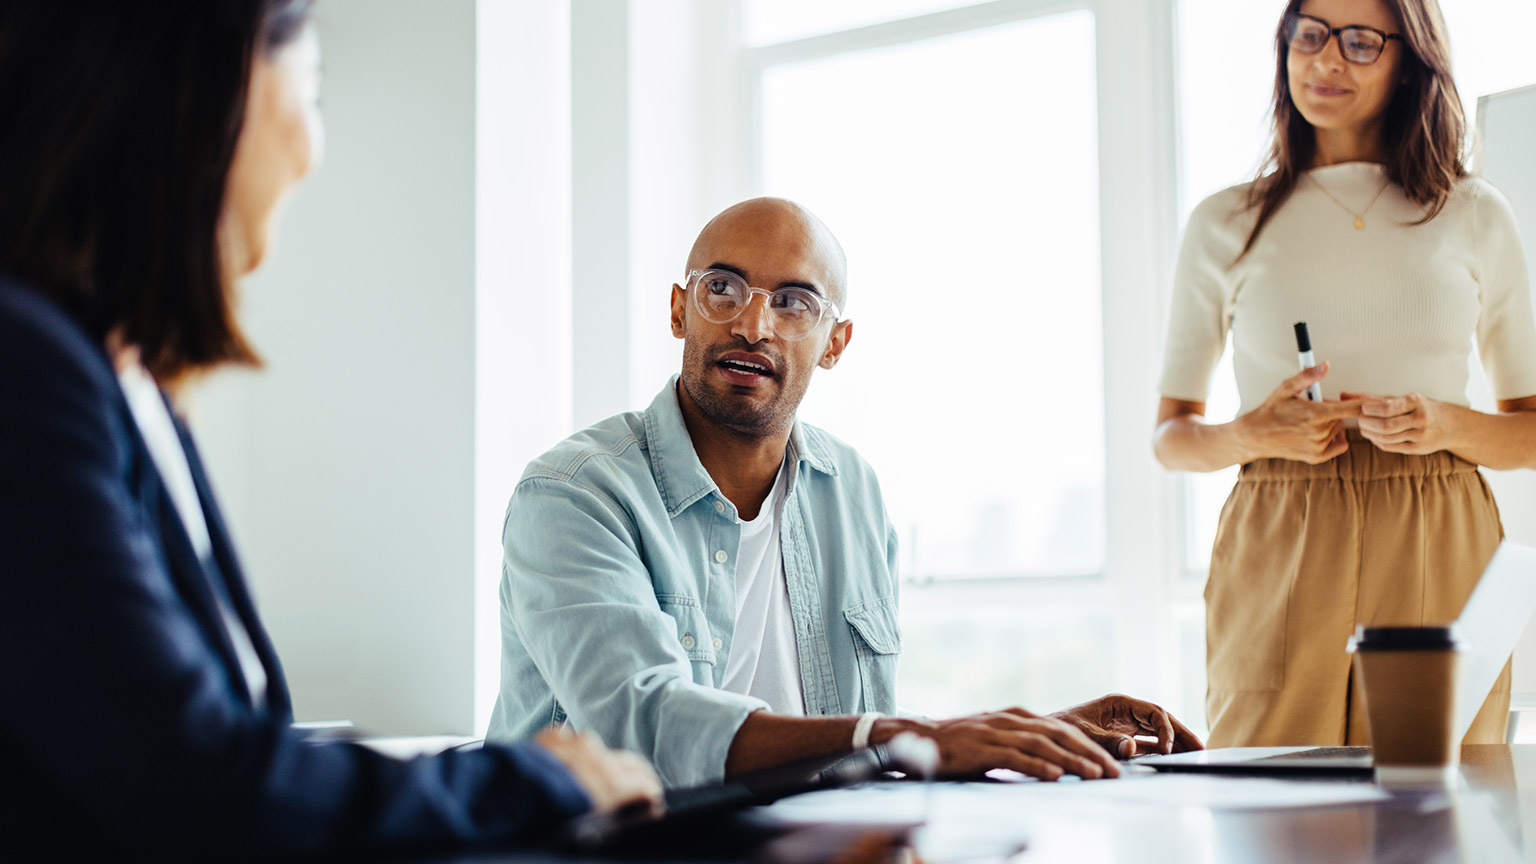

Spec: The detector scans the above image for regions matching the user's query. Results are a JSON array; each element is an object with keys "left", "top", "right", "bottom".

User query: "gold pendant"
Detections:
[{"left": 1354, "top": 217, "right": 1365, "bottom": 230}]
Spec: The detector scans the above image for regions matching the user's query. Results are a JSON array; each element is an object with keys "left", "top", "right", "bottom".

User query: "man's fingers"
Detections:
[
  {"left": 1169, "top": 715, "right": 1205, "bottom": 752},
  {"left": 1112, "top": 734, "right": 1137, "bottom": 759},
  {"left": 1035, "top": 722, "right": 1120, "bottom": 776},
  {"left": 1016, "top": 734, "right": 1105, "bottom": 779},
  {"left": 1125, "top": 702, "right": 1176, "bottom": 754},
  {"left": 986, "top": 719, "right": 1112, "bottom": 778},
  {"left": 991, "top": 749, "right": 1066, "bottom": 782},
  {"left": 1152, "top": 710, "right": 1175, "bottom": 754}
]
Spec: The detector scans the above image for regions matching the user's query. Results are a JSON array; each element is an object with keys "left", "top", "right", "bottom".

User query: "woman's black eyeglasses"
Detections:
[{"left": 1285, "top": 13, "right": 1403, "bottom": 66}]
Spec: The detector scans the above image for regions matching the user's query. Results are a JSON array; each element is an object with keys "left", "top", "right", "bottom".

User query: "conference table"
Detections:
[{"left": 417, "top": 744, "right": 1535, "bottom": 863}]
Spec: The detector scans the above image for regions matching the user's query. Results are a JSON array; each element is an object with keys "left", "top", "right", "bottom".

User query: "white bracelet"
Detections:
[{"left": 851, "top": 711, "right": 882, "bottom": 751}]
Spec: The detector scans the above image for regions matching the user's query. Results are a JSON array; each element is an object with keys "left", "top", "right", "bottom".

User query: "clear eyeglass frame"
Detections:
[
  {"left": 686, "top": 268, "right": 842, "bottom": 342},
  {"left": 1284, "top": 13, "right": 1404, "bottom": 66}
]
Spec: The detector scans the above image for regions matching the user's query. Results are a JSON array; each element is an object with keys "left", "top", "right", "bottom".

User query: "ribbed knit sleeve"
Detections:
[
  {"left": 1159, "top": 186, "right": 1252, "bottom": 403},
  {"left": 1470, "top": 179, "right": 1536, "bottom": 401}
]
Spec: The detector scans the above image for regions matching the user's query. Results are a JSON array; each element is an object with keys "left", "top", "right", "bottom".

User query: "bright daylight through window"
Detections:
[{"left": 754, "top": 7, "right": 1108, "bottom": 716}]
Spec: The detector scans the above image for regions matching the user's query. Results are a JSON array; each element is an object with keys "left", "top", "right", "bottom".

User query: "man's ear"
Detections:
[
  {"left": 670, "top": 285, "right": 687, "bottom": 339},
  {"left": 819, "top": 319, "right": 853, "bottom": 370}
]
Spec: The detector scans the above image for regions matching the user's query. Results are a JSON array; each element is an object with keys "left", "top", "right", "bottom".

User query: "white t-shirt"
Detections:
[
  {"left": 118, "top": 361, "right": 268, "bottom": 708},
  {"left": 1160, "top": 163, "right": 1536, "bottom": 414},
  {"left": 720, "top": 460, "right": 807, "bottom": 716}
]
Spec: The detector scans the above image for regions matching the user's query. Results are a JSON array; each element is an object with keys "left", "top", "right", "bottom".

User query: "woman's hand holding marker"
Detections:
[{"left": 1233, "top": 363, "right": 1360, "bottom": 464}]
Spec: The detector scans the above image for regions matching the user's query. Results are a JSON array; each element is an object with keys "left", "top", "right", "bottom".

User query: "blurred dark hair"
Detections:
[
  {"left": 1242, "top": 0, "right": 1465, "bottom": 257},
  {"left": 0, "top": 0, "right": 314, "bottom": 383}
]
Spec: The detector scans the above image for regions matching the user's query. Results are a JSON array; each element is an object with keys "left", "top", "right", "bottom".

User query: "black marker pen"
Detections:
[{"left": 1294, "top": 322, "right": 1322, "bottom": 402}]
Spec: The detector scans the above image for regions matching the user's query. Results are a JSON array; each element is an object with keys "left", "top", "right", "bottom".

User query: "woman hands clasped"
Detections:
[{"left": 1344, "top": 391, "right": 1454, "bottom": 455}]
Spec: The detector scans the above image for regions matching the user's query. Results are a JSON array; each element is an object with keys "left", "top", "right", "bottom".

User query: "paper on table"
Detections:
[
  {"left": 1454, "top": 542, "right": 1536, "bottom": 740},
  {"left": 1053, "top": 773, "right": 1392, "bottom": 810},
  {"left": 762, "top": 774, "right": 1390, "bottom": 823}
]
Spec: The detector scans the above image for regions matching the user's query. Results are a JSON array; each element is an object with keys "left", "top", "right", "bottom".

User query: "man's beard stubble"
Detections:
[{"left": 680, "top": 338, "right": 803, "bottom": 440}]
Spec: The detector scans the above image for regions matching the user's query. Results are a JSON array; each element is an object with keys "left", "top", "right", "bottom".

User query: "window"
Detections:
[
  {"left": 743, "top": 0, "right": 1176, "bottom": 720},
  {"left": 745, "top": 0, "right": 990, "bottom": 46},
  {"left": 762, "top": 12, "right": 1105, "bottom": 580}
]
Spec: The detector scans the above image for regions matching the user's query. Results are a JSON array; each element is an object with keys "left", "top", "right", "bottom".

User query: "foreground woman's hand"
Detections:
[
  {"left": 1049, "top": 694, "right": 1205, "bottom": 758},
  {"left": 534, "top": 727, "right": 664, "bottom": 816}
]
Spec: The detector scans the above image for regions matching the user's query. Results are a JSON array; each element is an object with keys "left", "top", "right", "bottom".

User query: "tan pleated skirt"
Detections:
[{"left": 1205, "top": 432, "right": 1513, "bottom": 747}]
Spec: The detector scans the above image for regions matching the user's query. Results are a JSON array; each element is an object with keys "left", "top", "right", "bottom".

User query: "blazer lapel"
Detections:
[
  {"left": 170, "top": 411, "right": 292, "bottom": 715},
  {"left": 124, "top": 416, "right": 256, "bottom": 707}
]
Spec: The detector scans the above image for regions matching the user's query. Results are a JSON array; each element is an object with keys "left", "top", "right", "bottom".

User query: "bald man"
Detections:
[{"left": 487, "top": 199, "right": 1200, "bottom": 787}]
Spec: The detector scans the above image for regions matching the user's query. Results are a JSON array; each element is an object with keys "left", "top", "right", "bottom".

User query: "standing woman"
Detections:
[
  {"left": 1155, "top": 0, "right": 1536, "bottom": 748},
  {"left": 0, "top": 0, "right": 660, "bottom": 855}
]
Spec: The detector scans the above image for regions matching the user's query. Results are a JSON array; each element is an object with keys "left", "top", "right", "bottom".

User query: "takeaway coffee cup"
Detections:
[{"left": 1347, "top": 625, "right": 1464, "bottom": 789}]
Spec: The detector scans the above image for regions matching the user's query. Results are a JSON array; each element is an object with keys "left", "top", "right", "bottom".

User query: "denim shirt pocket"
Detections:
[
  {"left": 656, "top": 593, "right": 717, "bottom": 667},
  {"left": 843, "top": 596, "right": 901, "bottom": 713}
]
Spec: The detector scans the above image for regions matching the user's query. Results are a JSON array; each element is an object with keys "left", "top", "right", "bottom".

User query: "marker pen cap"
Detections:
[{"left": 1294, "top": 322, "right": 1313, "bottom": 353}]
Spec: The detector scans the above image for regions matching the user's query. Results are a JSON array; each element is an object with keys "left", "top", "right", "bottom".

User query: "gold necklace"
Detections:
[{"left": 1308, "top": 174, "right": 1392, "bottom": 231}]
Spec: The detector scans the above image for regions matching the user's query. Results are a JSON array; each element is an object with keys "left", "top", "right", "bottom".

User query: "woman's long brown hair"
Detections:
[{"left": 1242, "top": 0, "right": 1466, "bottom": 256}]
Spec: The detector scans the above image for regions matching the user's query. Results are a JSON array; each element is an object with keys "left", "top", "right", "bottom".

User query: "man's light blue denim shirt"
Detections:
[{"left": 487, "top": 377, "right": 900, "bottom": 787}]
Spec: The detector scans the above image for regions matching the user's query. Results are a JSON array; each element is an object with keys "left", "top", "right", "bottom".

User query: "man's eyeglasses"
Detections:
[
  {"left": 1285, "top": 13, "right": 1403, "bottom": 66},
  {"left": 686, "top": 269, "right": 841, "bottom": 342}
]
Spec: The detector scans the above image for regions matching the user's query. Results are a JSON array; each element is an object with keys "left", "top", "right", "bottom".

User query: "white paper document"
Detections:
[{"left": 1454, "top": 542, "right": 1536, "bottom": 739}]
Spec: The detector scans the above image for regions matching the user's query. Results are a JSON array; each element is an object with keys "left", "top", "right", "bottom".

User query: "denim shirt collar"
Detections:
[{"left": 643, "top": 375, "right": 837, "bottom": 518}]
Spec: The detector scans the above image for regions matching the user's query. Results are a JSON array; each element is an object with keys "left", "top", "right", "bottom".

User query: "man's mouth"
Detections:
[
  {"left": 716, "top": 353, "right": 777, "bottom": 386},
  {"left": 721, "top": 358, "right": 772, "bottom": 375}
]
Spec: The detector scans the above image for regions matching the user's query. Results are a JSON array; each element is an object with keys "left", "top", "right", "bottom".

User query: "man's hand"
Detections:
[
  {"left": 1050, "top": 694, "right": 1205, "bottom": 758},
  {"left": 883, "top": 708, "right": 1122, "bottom": 781},
  {"left": 534, "top": 727, "right": 664, "bottom": 816}
]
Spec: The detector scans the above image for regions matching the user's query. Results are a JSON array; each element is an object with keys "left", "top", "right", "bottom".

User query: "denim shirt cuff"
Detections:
[{"left": 654, "top": 690, "right": 769, "bottom": 788}]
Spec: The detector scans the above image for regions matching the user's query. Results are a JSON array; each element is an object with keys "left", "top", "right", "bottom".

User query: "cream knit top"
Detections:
[{"left": 1159, "top": 162, "right": 1536, "bottom": 415}]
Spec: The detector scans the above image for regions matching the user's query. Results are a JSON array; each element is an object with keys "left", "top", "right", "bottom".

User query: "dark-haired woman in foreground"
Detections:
[
  {"left": 1154, "top": 0, "right": 1536, "bottom": 748},
  {"left": 0, "top": 0, "right": 659, "bottom": 855}
]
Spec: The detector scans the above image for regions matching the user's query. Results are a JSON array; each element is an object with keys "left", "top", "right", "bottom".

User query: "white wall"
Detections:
[
  {"left": 474, "top": 0, "right": 574, "bottom": 732},
  {"left": 194, "top": 0, "right": 481, "bottom": 735},
  {"left": 1476, "top": 84, "right": 1536, "bottom": 708}
]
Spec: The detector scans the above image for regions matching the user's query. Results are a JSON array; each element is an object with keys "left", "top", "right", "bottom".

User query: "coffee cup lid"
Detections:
[{"left": 1347, "top": 624, "right": 1462, "bottom": 652}]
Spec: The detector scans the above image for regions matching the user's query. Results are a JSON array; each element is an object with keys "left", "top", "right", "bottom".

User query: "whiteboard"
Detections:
[{"left": 1475, "top": 83, "right": 1536, "bottom": 711}]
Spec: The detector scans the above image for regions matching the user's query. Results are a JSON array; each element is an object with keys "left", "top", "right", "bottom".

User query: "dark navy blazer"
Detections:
[{"left": 0, "top": 277, "right": 590, "bottom": 857}]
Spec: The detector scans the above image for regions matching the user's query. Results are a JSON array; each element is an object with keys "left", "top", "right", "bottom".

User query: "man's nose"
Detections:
[{"left": 731, "top": 291, "right": 775, "bottom": 344}]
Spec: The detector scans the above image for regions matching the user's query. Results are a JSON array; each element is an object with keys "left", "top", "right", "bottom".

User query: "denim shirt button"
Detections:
[
  {"left": 681, "top": 634, "right": 696, "bottom": 650},
  {"left": 712, "top": 637, "right": 723, "bottom": 651},
  {"left": 714, "top": 500, "right": 727, "bottom": 514},
  {"left": 714, "top": 549, "right": 728, "bottom": 564}
]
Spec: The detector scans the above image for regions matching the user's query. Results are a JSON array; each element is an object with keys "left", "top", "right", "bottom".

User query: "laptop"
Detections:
[{"left": 1135, "top": 541, "right": 1536, "bottom": 775}]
